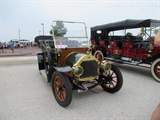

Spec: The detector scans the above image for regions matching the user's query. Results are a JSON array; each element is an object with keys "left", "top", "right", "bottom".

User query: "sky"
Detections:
[{"left": 0, "top": 0, "right": 160, "bottom": 42}]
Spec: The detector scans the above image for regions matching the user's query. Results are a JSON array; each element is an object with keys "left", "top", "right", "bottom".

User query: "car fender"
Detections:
[
  {"left": 37, "top": 53, "right": 45, "bottom": 70},
  {"left": 54, "top": 66, "right": 72, "bottom": 72},
  {"left": 48, "top": 66, "right": 72, "bottom": 82}
]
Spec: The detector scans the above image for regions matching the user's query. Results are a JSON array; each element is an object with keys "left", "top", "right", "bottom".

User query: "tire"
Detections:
[
  {"left": 51, "top": 71, "right": 72, "bottom": 107},
  {"left": 47, "top": 52, "right": 54, "bottom": 67},
  {"left": 43, "top": 53, "right": 49, "bottom": 75},
  {"left": 37, "top": 54, "right": 45, "bottom": 70},
  {"left": 94, "top": 50, "right": 104, "bottom": 61},
  {"left": 151, "top": 58, "right": 160, "bottom": 82},
  {"left": 91, "top": 48, "right": 96, "bottom": 56},
  {"left": 100, "top": 65, "right": 123, "bottom": 93}
]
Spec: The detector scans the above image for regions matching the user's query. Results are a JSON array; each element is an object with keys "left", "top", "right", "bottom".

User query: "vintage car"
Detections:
[
  {"left": 90, "top": 19, "right": 160, "bottom": 82},
  {"left": 35, "top": 20, "right": 123, "bottom": 107}
]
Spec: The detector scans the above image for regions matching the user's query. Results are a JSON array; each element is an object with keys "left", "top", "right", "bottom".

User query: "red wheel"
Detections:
[
  {"left": 94, "top": 50, "right": 104, "bottom": 61},
  {"left": 155, "top": 62, "right": 160, "bottom": 78},
  {"left": 151, "top": 58, "right": 160, "bottom": 82}
]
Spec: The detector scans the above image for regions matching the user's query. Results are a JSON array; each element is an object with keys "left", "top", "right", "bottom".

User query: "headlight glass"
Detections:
[
  {"left": 73, "top": 66, "right": 83, "bottom": 77},
  {"left": 100, "top": 60, "right": 111, "bottom": 72}
]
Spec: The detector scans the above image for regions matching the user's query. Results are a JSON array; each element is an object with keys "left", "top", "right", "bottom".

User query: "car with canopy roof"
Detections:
[
  {"left": 91, "top": 19, "right": 160, "bottom": 82},
  {"left": 34, "top": 20, "right": 123, "bottom": 107}
]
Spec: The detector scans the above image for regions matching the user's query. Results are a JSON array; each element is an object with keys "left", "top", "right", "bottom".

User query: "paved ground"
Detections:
[
  {"left": 0, "top": 47, "right": 41, "bottom": 57},
  {"left": 0, "top": 62, "right": 160, "bottom": 119}
]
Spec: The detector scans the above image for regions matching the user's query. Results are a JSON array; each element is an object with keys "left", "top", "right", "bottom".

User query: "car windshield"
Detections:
[{"left": 52, "top": 21, "right": 89, "bottom": 48}]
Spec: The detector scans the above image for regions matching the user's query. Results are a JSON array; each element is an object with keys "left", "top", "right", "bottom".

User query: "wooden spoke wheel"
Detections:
[
  {"left": 100, "top": 65, "right": 123, "bottom": 93},
  {"left": 51, "top": 71, "right": 72, "bottom": 107}
]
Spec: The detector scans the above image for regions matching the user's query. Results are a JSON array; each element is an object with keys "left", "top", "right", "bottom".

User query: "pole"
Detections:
[
  {"left": 18, "top": 29, "right": 21, "bottom": 40},
  {"left": 18, "top": 29, "right": 21, "bottom": 54},
  {"left": 39, "top": 30, "right": 41, "bottom": 35},
  {"left": 41, "top": 23, "right": 44, "bottom": 35}
]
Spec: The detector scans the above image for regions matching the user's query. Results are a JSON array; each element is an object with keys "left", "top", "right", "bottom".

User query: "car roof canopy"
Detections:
[
  {"left": 34, "top": 35, "right": 53, "bottom": 45},
  {"left": 91, "top": 19, "right": 160, "bottom": 32}
]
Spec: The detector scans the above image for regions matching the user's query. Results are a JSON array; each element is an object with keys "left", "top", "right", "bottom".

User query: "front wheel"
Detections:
[
  {"left": 151, "top": 58, "right": 160, "bottom": 82},
  {"left": 100, "top": 65, "right": 123, "bottom": 93},
  {"left": 51, "top": 71, "right": 72, "bottom": 107},
  {"left": 94, "top": 50, "right": 104, "bottom": 61}
]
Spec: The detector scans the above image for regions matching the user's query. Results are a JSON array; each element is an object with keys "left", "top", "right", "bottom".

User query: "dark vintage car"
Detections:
[
  {"left": 35, "top": 20, "right": 123, "bottom": 107},
  {"left": 90, "top": 19, "right": 160, "bottom": 82}
]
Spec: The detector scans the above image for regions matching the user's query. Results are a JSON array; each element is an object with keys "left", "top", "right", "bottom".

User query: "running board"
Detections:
[
  {"left": 105, "top": 57, "right": 150, "bottom": 68},
  {"left": 105, "top": 57, "right": 141, "bottom": 64}
]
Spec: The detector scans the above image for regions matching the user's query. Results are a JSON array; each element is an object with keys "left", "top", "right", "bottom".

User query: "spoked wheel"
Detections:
[
  {"left": 100, "top": 65, "right": 123, "bottom": 93},
  {"left": 151, "top": 58, "right": 160, "bottom": 82},
  {"left": 94, "top": 50, "right": 104, "bottom": 61},
  {"left": 51, "top": 71, "right": 72, "bottom": 107}
]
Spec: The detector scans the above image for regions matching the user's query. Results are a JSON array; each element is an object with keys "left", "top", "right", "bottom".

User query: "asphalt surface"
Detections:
[
  {"left": 0, "top": 47, "right": 41, "bottom": 57},
  {"left": 0, "top": 60, "right": 160, "bottom": 119}
]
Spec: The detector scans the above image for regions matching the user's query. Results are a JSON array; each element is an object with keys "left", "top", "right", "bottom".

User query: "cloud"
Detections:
[{"left": 1, "top": 0, "right": 160, "bottom": 42}]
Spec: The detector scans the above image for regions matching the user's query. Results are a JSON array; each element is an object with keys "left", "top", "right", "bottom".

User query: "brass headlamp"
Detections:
[
  {"left": 72, "top": 66, "right": 84, "bottom": 77},
  {"left": 100, "top": 60, "right": 111, "bottom": 72}
]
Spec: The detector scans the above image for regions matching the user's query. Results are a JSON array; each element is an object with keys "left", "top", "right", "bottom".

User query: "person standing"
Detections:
[
  {"left": 9, "top": 40, "right": 14, "bottom": 53},
  {"left": 0, "top": 42, "right": 4, "bottom": 52}
]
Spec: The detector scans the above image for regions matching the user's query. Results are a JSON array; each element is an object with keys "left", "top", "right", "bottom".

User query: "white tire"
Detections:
[
  {"left": 94, "top": 50, "right": 104, "bottom": 61},
  {"left": 151, "top": 58, "right": 160, "bottom": 82}
]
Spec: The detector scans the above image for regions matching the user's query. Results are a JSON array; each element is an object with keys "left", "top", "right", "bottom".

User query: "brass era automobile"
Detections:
[
  {"left": 35, "top": 21, "right": 123, "bottom": 107},
  {"left": 91, "top": 19, "right": 160, "bottom": 82}
]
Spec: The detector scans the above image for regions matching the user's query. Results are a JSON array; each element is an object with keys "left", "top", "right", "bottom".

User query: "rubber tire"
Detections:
[
  {"left": 151, "top": 58, "right": 160, "bottom": 82},
  {"left": 43, "top": 53, "right": 49, "bottom": 75},
  {"left": 94, "top": 50, "right": 104, "bottom": 61},
  {"left": 101, "top": 65, "right": 123, "bottom": 93},
  {"left": 47, "top": 52, "right": 54, "bottom": 67},
  {"left": 51, "top": 71, "right": 72, "bottom": 107}
]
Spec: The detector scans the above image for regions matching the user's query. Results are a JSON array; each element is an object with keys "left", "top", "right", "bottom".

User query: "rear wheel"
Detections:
[
  {"left": 151, "top": 58, "right": 160, "bottom": 82},
  {"left": 43, "top": 53, "right": 49, "bottom": 75},
  {"left": 100, "top": 65, "right": 123, "bottom": 93},
  {"left": 47, "top": 52, "right": 54, "bottom": 67},
  {"left": 51, "top": 71, "right": 72, "bottom": 107}
]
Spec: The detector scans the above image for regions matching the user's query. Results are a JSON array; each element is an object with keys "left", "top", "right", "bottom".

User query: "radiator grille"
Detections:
[{"left": 80, "top": 60, "right": 98, "bottom": 78}]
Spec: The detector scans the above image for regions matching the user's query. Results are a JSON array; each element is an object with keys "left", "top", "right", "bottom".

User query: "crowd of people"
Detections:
[{"left": 0, "top": 41, "right": 38, "bottom": 53}]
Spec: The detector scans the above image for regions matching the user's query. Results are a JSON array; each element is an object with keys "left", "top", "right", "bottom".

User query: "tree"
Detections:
[
  {"left": 126, "top": 32, "right": 132, "bottom": 36},
  {"left": 154, "top": 29, "right": 159, "bottom": 35},
  {"left": 49, "top": 21, "right": 67, "bottom": 36}
]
